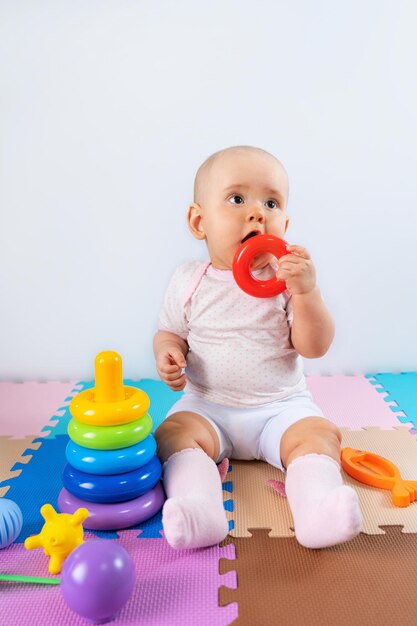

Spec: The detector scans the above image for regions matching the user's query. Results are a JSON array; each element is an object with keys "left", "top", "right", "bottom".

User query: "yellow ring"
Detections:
[{"left": 70, "top": 386, "right": 150, "bottom": 426}]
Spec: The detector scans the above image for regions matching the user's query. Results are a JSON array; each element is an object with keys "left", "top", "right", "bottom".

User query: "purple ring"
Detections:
[{"left": 58, "top": 482, "right": 165, "bottom": 531}]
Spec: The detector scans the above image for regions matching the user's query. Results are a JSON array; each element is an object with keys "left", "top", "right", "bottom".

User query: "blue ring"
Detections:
[
  {"left": 62, "top": 455, "right": 162, "bottom": 503},
  {"left": 65, "top": 435, "right": 157, "bottom": 475}
]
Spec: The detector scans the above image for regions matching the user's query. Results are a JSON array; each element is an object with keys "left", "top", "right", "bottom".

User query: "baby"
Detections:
[{"left": 153, "top": 145, "right": 363, "bottom": 550}]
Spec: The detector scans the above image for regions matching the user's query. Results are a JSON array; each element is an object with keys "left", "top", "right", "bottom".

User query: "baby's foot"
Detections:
[
  {"left": 285, "top": 454, "right": 363, "bottom": 549},
  {"left": 292, "top": 484, "right": 362, "bottom": 549},
  {"left": 163, "top": 496, "right": 229, "bottom": 549}
]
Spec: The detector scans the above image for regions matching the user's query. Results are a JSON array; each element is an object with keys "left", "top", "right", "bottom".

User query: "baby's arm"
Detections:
[
  {"left": 290, "top": 288, "right": 335, "bottom": 358},
  {"left": 276, "top": 244, "right": 335, "bottom": 358},
  {"left": 153, "top": 330, "right": 188, "bottom": 391}
]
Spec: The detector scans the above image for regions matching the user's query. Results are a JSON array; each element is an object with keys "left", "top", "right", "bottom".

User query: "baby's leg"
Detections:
[
  {"left": 155, "top": 411, "right": 229, "bottom": 549},
  {"left": 280, "top": 417, "right": 362, "bottom": 549}
]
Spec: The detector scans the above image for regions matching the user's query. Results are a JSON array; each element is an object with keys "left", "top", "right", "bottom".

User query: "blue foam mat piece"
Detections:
[{"left": 366, "top": 372, "right": 417, "bottom": 428}]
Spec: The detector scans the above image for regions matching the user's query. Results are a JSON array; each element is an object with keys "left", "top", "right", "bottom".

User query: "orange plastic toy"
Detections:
[
  {"left": 341, "top": 447, "right": 417, "bottom": 507},
  {"left": 232, "top": 234, "right": 289, "bottom": 298}
]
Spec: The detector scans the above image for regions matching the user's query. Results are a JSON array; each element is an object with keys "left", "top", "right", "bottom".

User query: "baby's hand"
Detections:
[
  {"left": 156, "top": 347, "right": 187, "bottom": 391},
  {"left": 276, "top": 244, "right": 317, "bottom": 295}
]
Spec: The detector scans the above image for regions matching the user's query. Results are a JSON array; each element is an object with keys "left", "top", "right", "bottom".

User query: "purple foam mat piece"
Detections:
[
  {"left": 306, "top": 374, "right": 409, "bottom": 429},
  {"left": 0, "top": 381, "right": 80, "bottom": 439},
  {"left": 0, "top": 531, "right": 237, "bottom": 625}
]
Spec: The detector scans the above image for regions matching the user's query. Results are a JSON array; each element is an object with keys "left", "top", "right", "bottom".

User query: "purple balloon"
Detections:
[{"left": 61, "top": 540, "right": 135, "bottom": 623}]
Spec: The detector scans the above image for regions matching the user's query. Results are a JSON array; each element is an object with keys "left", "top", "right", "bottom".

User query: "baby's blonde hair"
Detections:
[{"left": 193, "top": 145, "right": 286, "bottom": 205}]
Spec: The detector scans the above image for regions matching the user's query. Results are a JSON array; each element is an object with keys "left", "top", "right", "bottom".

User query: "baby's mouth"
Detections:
[{"left": 241, "top": 230, "right": 260, "bottom": 244}]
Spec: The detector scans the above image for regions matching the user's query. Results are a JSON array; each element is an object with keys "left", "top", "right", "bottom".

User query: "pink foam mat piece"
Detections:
[
  {"left": 0, "top": 531, "right": 237, "bottom": 625},
  {"left": 0, "top": 381, "right": 79, "bottom": 439},
  {"left": 306, "top": 375, "right": 409, "bottom": 429}
]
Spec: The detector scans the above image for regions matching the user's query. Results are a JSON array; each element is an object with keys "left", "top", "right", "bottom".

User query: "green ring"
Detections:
[{"left": 68, "top": 413, "right": 153, "bottom": 450}]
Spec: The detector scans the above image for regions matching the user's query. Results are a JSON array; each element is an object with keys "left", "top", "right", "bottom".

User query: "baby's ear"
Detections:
[
  {"left": 284, "top": 215, "right": 290, "bottom": 233},
  {"left": 187, "top": 203, "right": 206, "bottom": 240}
]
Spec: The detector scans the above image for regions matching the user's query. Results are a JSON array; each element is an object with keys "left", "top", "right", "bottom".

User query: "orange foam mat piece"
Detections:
[
  {"left": 227, "top": 427, "right": 417, "bottom": 538},
  {"left": 0, "top": 436, "right": 41, "bottom": 497},
  {"left": 340, "top": 426, "right": 417, "bottom": 534},
  {"left": 219, "top": 527, "right": 417, "bottom": 626}
]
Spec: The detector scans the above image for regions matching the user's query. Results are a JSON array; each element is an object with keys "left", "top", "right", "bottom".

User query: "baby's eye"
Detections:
[
  {"left": 265, "top": 199, "right": 279, "bottom": 209},
  {"left": 228, "top": 195, "right": 244, "bottom": 205}
]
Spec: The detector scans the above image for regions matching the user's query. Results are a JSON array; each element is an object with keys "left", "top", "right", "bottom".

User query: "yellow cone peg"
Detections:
[
  {"left": 24, "top": 504, "right": 89, "bottom": 574},
  {"left": 94, "top": 351, "right": 124, "bottom": 403},
  {"left": 69, "top": 350, "right": 150, "bottom": 426}
]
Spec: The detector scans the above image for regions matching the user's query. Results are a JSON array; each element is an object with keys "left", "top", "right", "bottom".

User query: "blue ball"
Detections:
[{"left": 0, "top": 498, "right": 23, "bottom": 548}]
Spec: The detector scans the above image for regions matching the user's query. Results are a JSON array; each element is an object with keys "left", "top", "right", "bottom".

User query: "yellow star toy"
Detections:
[{"left": 24, "top": 503, "right": 89, "bottom": 574}]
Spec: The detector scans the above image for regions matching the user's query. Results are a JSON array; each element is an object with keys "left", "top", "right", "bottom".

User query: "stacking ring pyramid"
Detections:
[{"left": 58, "top": 351, "right": 165, "bottom": 530}]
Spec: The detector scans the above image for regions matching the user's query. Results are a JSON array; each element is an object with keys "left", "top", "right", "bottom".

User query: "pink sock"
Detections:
[
  {"left": 162, "top": 448, "right": 229, "bottom": 549},
  {"left": 285, "top": 453, "right": 363, "bottom": 549}
]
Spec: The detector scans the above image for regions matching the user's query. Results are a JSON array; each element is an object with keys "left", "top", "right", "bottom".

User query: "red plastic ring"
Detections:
[{"left": 232, "top": 234, "right": 289, "bottom": 298}]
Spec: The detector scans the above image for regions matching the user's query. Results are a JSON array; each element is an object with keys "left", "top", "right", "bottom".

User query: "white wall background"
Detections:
[{"left": 1, "top": 0, "right": 416, "bottom": 381}]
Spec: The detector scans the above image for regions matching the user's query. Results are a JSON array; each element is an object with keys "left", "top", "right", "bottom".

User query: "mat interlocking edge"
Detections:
[
  {"left": 0, "top": 381, "right": 81, "bottom": 497},
  {"left": 2, "top": 373, "right": 417, "bottom": 626},
  {"left": 219, "top": 526, "right": 417, "bottom": 626},
  {"left": 0, "top": 379, "right": 238, "bottom": 625},
  {"left": 226, "top": 461, "right": 292, "bottom": 538},
  {"left": 0, "top": 436, "right": 42, "bottom": 495},
  {"left": 306, "top": 373, "right": 410, "bottom": 428},
  {"left": 227, "top": 426, "right": 417, "bottom": 537},
  {"left": 1, "top": 531, "right": 238, "bottom": 626},
  {"left": 0, "top": 381, "right": 81, "bottom": 439},
  {"left": 366, "top": 372, "right": 417, "bottom": 430}
]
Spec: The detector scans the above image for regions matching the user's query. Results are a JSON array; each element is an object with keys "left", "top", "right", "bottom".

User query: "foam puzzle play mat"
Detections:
[{"left": 1, "top": 353, "right": 417, "bottom": 625}]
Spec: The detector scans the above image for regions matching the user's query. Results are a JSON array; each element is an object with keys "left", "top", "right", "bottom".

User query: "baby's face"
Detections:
[{"left": 188, "top": 150, "right": 290, "bottom": 270}]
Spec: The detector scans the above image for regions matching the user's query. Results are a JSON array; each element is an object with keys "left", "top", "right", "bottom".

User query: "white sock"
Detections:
[
  {"left": 162, "top": 448, "right": 229, "bottom": 549},
  {"left": 285, "top": 453, "right": 363, "bottom": 549}
]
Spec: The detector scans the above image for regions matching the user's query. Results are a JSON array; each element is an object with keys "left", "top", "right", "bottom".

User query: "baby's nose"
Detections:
[{"left": 248, "top": 208, "right": 265, "bottom": 222}]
